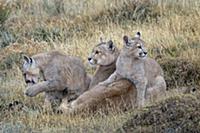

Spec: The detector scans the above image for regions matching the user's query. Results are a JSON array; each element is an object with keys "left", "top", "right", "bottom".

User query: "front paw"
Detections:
[
  {"left": 57, "top": 102, "right": 73, "bottom": 114},
  {"left": 137, "top": 100, "right": 145, "bottom": 109},
  {"left": 25, "top": 87, "right": 39, "bottom": 97}
]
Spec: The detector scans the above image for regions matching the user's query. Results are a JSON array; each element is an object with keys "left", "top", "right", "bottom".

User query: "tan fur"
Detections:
[
  {"left": 22, "top": 51, "right": 90, "bottom": 108},
  {"left": 100, "top": 33, "right": 167, "bottom": 107},
  {"left": 59, "top": 80, "right": 136, "bottom": 113},
  {"left": 58, "top": 40, "right": 137, "bottom": 113},
  {"left": 88, "top": 40, "right": 119, "bottom": 89}
]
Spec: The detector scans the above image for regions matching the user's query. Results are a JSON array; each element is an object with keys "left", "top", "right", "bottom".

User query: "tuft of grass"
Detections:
[
  {"left": 118, "top": 93, "right": 200, "bottom": 133},
  {"left": 160, "top": 58, "right": 200, "bottom": 89},
  {"left": 0, "top": 53, "right": 21, "bottom": 70},
  {"left": 0, "top": 1, "right": 15, "bottom": 48},
  {"left": 0, "top": 29, "right": 16, "bottom": 48},
  {"left": 0, "top": 1, "right": 10, "bottom": 26}
]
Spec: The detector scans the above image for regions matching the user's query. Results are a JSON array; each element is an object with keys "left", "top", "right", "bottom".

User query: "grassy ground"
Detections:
[
  {"left": 117, "top": 92, "right": 200, "bottom": 133},
  {"left": 0, "top": 0, "right": 200, "bottom": 132}
]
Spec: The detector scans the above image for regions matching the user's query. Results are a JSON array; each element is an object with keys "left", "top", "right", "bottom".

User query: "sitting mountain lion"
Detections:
[
  {"left": 87, "top": 38, "right": 119, "bottom": 89},
  {"left": 58, "top": 39, "right": 137, "bottom": 113},
  {"left": 100, "top": 32, "right": 166, "bottom": 107},
  {"left": 22, "top": 51, "right": 90, "bottom": 108}
]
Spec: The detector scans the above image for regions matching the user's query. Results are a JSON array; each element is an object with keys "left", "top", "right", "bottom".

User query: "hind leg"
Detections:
[
  {"left": 58, "top": 79, "right": 133, "bottom": 114},
  {"left": 44, "top": 90, "right": 68, "bottom": 110},
  {"left": 146, "top": 76, "right": 166, "bottom": 102},
  {"left": 43, "top": 92, "right": 61, "bottom": 110}
]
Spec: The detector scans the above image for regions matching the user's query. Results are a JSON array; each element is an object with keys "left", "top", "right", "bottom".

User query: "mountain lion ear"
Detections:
[
  {"left": 135, "top": 32, "right": 141, "bottom": 38},
  {"left": 123, "top": 35, "right": 129, "bottom": 44},
  {"left": 30, "top": 57, "right": 33, "bottom": 64},
  {"left": 30, "top": 57, "right": 36, "bottom": 66},
  {"left": 107, "top": 40, "right": 114, "bottom": 50},
  {"left": 23, "top": 55, "right": 31, "bottom": 64}
]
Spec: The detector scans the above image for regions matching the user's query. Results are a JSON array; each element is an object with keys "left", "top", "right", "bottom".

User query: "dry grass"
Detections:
[
  {"left": 0, "top": 0, "right": 200, "bottom": 132},
  {"left": 118, "top": 92, "right": 200, "bottom": 133}
]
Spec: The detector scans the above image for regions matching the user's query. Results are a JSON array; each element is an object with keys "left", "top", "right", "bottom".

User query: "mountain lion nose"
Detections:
[
  {"left": 88, "top": 57, "right": 92, "bottom": 61},
  {"left": 25, "top": 80, "right": 32, "bottom": 84}
]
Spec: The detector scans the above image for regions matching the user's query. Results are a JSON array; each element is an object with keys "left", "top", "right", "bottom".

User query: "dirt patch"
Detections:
[
  {"left": 159, "top": 58, "right": 200, "bottom": 90},
  {"left": 117, "top": 92, "right": 200, "bottom": 133}
]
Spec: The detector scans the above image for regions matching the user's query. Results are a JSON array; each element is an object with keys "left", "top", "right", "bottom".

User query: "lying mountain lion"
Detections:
[
  {"left": 59, "top": 34, "right": 166, "bottom": 113},
  {"left": 58, "top": 39, "right": 137, "bottom": 113}
]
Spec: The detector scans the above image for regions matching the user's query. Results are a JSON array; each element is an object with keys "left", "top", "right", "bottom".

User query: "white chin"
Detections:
[
  {"left": 88, "top": 62, "right": 96, "bottom": 67},
  {"left": 143, "top": 56, "right": 147, "bottom": 59}
]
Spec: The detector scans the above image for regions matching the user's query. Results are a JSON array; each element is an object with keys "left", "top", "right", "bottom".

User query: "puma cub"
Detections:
[
  {"left": 100, "top": 32, "right": 166, "bottom": 107},
  {"left": 58, "top": 39, "right": 137, "bottom": 113},
  {"left": 87, "top": 38, "right": 119, "bottom": 89},
  {"left": 22, "top": 51, "right": 90, "bottom": 107}
]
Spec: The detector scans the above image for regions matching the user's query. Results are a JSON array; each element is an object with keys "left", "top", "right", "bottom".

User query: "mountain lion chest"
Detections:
[{"left": 116, "top": 56, "right": 145, "bottom": 78}]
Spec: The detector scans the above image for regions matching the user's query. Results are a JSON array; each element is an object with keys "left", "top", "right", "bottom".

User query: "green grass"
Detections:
[{"left": 0, "top": 0, "right": 200, "bottom": 132}]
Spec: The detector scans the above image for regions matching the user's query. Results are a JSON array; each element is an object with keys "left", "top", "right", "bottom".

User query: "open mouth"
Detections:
[
  {"left": 27, "top": 82, "right": 35, "bottom": 86},
  {"left": 26, "top": 80, "right": 36, "bottom": 86},
  {"left": 139, "top": 53, "right": 147, "bottom": 58},
  {"left": 89, "top": 61, "right": 95, "bottom": 65}
]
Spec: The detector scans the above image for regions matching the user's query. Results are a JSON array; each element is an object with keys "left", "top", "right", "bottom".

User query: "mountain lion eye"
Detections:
[
  {"left": 95, "top": 51, "right": 99, "bottom": 54},
  {"left": 137, "top": 45, "right": 142, "bottom": 49},
  {"left": 126, "top": 42, "right": 131, "bottom": 46}
]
